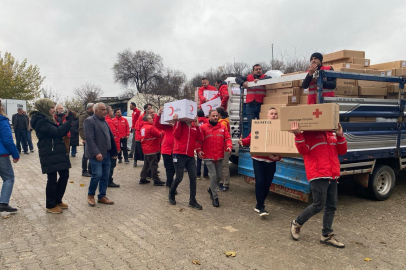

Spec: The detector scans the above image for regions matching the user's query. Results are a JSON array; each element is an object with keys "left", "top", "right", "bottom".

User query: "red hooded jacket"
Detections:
[
  {"left": 131, "top": 108, "right": 141, "bottom": 131},
  {"left": 213, "top": 83, "right": 229, "bottom": 110},
  {"left": 198, "top": 117, "right": 208, "bottom": 126},
  {"left": 135, "top": 112, "right": 146, "bottom": 141},
  {"left": 197, "top": 122, "right": 232, "bottom": 161},
  {"left": 154, "top": 114, "right": 174, "bottom": 155},
  {"left": 246, "top": 74, "right": 266, "bottom": 103},
  {"left": 54, "top": 114, "right": 71, "bottom": 138},
  {"left": 173, "top": 121, "right": 203, "bottom": 157},
  {"left": 113, "top": 116, "right": 130, "bottom": 139},
  {"left": 105, "top": 115, "right": 120, "bottom": 151},
  {"left": 198, "top": 85, "right": 217, "bottom": 108},
  {"left": 141, "top": 122, "right": 163, "bottom": 155},
  {"left": 307, "top": 65, "right": 335, "bottom": 105}
]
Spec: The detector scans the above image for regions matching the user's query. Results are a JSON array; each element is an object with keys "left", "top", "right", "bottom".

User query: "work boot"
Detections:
[
  {"left": 82, "top": 171, "right": 91, "bottom": 177},
  {"left": 320, "top": 234, "right": 345, "bottom": 248},
  {"left": 219, "top": 186, "right": 229, "bottom": 192},
  {"left": 108, "top": 182, "right": 120, "bottom": 188},
  {"left": 188, "top": 200, "right": 203, "bottom": 210},
  {"left": 98, "top": 197, "right": 114, "bottom": 205},
  {"left": 133, "top": 162, "right": 137, "bottom": 167},
  {"left": 46, "top": 206, "right": 63, "bottom": 214},
  {"left": 124, "top": 159, "right": 129, "bottom": 164},
  {"left": 168, "top": 193, "right": 176, "bottom": 205},
  {"left": 87, "top": 195, "right": 96, "bottom": 207},
  {"left": 0, "top": 204, "right": 18, "bottom": 212},
  {"left": 290, "top": 220, "right": 302, "bottom": 241},
  {"left": 30, "top": 149, "right": 34, "bottom": 153},
  {"left": 118, "top": 159, "right": 122, "bottom": 164},
  {"left": 57, "top": 202, "right": 68, "bottom": 209},
  {"left": 212, "top": 198, "right": 219, "bottom": 207},
  {"left": 153, "top": 179, "right": 166, "bottom": 186},
  {"left": 139, "top": 179, "right": 151, "bottom": 184},
  {"left": 207, "top": 188, "right": 213, "bottom": 200}
]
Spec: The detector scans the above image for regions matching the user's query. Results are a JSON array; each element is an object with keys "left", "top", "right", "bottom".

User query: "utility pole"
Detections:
[{"left": 271, "top": 44, "right": 274, "bottom": 70}]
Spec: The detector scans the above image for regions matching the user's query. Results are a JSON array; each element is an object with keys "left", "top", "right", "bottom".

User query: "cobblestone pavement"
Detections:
[{"left": 1, "top": 142, "right": 406, "bottom": 270}]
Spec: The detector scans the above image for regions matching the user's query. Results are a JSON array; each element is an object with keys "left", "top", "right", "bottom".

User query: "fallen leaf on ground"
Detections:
[
  {"left": 179, "top": 208, "right": 185, "bottom": 212},
  {"left": 364, "top": 258, "right": 372, "bottom": 261},
  {"left": 2, "top": 215, "right": 11, "bottom": 219},
  {"left": 80, "top": 184, "right": 85, "bottom": 187},
  {"left": 223, "top": 251, "right": 236, "bottom": 257},
  {"left": 69, "top": 181, "right": 74, "bottom": 183},
  {"left": 192, "top": 260, "right": 200, "bottom": 265}
]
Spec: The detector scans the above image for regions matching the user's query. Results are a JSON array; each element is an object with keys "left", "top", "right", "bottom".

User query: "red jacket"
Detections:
[
  {"left": 173, "top": 121, "right": 203, "bottom": 157},
  {"left": 113, "top": 116, "right": 130, "bottom": 139},
  {"left": 54, "top": 114, "right": 71, "bottom": 137},
  {"left": 154, "top": 114, "right": 174, "bottom": 155},
  {"left": 307, "top": 65, "right": 335, "bottom": 105},
  {"left": 295, "top": 131, "right": 347, "bottom": 181},
  {"left": 198, "top": 85, "right": 217, "bottom": 108},
  {"left": 198, "top": 117, "right": 208, "bottom": 126},
  {"left": 213, "top": 83, "right": 229, "bottom": 110},
  {"left": 219, "top": 118, "right": 230, "bottom": 133},
  {"left": 135, "top": 112, "right": 145, "bottom": 141},
  {"left": 242, "top": 133, "right": 282, "bottom": 162},
  {"left": 131, "top": 108, "right": 141, "bottom": 131},
  {"left": 246, "top": 74, "right": 266, "bottom": 103},
  {"left": 105, "top": 115, "right": 120, "bottom": 151},
  {"left": 197, "top": 122, "right": 232, "bottom": 161},
  {"left": 141, "top": 122, "right": 163, "bottom": 155}
]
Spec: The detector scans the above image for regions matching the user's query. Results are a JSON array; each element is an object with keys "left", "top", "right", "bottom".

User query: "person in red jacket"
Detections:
[
  {"left": 290, "top": 121, "right": 347, "bottom": 248},
  {"left": 302, "top": 52, "right": 336, "bottom": 105},
  {"left": 129, "top": 102, "right": 141, "bottom": 159},
  {"left": 239, "top": 107, "right": 282, "bottom": 217},
  {"left": 134, "top": 103, "right": 153, "bottom": 167},
  {"left": 105, "top": 106, "right": 121, "bottom": 188},
  {"left": 197, "top": 110, "right": 232, "bottom": 207},
  {"left": 217, "top": 107, "right": 231, "bottom": 192},
  {"left": 196, "top": 109, "right": 209, "bottom": 179},
  {"left": 139, "top": 114, "right": 165, "bottom": 186},
  {"left": 169, "top": 114, "right": 204, "bottom": 210},
  {"left": 213, "top": 80, "right": 230, "bottom": 110},
  {"left": 154, "top": 108, "right": 176, "bottom": 189},
  {"left": 198, "top": 78, "right": 217, "bottom": 108},
  {"left": 113, "top": 109, "right": 130, "bottom": 164}
]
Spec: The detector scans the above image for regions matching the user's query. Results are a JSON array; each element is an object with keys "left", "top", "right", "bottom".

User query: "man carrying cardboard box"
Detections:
[
  {"left": 236, "top": 64, "right": 271, "bottom": 132},
  {"left": 239, "top": 107, "right": 282, "bottom": 217},
  {"left": 302, "top": 53, "right": 336, "bottom": 104},
  {"left": 290, "top": 121, "right": 347, "bottom": 248},
  {"left": 198, "top": 78, "right": 217, "bottom": 108},
  {"left": 213, "top": 80, "right": 230, "bottom": 110},
  {"left": 134, "top": 103, "right": 153, "bottom": 167}
]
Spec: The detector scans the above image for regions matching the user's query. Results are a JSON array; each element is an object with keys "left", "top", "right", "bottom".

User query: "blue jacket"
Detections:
[{"left": 0, "top": 115, "right": 20, "bottom": 159}]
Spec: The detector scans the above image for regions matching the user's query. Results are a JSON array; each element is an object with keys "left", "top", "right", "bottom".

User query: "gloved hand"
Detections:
[{"left": 67, "top": 111, "right": 74, "bottom": 122}]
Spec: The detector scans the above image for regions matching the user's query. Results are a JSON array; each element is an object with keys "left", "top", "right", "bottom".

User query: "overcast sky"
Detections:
[{"left": 1, "top": 0, "right": 405, "bottom": 99}]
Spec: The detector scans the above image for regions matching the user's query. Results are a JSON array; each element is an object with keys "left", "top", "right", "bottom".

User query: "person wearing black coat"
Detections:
[
  {"left": 29, "top": 98, "right": 74, "bottom": 214},
  {"left": 70, "top": 118, "right": 79, "bottom": 157}
]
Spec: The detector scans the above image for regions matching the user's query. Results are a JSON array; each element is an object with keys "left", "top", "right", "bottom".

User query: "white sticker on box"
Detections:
[
  {"left": 387, "top": 71, "right": 392, "bottom": 76},
  {"left": 303, "top": 88, "right": 309, "bottom": 94},
  {"left": 346, "top": 63, "right": 350, "bottom": 68},
  {"left": 380, "top": 72, "right": 385, "bottom": 76},
  {"left": 365, "top": 60, "right": 369, "bottom": 66},
  {"left": 291, "top": 96, "right": 297, "bottom": 103},
  {"left": 402, "top": 61, "right": 406, "bottom": 67}
]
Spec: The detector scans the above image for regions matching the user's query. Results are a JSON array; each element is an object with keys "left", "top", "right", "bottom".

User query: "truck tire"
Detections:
[
  {"left": 229, "top": 155, "right": 239, "bottom": 165},
  {"left": 367, "top": 165, "right": 396, "bottom": 201}
]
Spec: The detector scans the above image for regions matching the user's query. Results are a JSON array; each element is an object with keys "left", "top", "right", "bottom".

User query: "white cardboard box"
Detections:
[
  {"left": 203, "top": 90, "right": 217, "bottom": 101},
  {"left": 201, "top": 97, "right": 221, "bottom": 116},
  {"left": 163, "top": 99, "right": 197, "bottom": 122},
  {"left": 159, "top": 114, "right": 170, "bottom": 125}
]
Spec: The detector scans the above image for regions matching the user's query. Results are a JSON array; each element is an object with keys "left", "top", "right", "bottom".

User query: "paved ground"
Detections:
[{"left": 1, "top": 141, "right": 406, "bottom": 270}]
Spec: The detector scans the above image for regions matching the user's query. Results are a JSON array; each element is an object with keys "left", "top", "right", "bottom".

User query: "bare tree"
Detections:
[
  {"left": 119, "top": 88, "right": 136, "bottom": 99},
  {"left": 41, "top": 86, "right": 61, "bottom": 104},
  {"left": 63, "top": 96, "right": 85, "bottom": 113},
  {"left": 74, "top": 83, "right": 103, "bottom": 105}
]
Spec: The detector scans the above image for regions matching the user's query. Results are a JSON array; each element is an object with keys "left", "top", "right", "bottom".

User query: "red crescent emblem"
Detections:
[
  {"left": 207, "top": 105, "right": 212, "bottom": 110},
  {"left": 169, "top": 106, "right": 174, "bottom": 116},
  {"left": 190, "top": 105, "right": 194, "bottom": 112}
]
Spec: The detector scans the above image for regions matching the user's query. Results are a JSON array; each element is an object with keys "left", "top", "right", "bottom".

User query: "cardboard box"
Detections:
[
  {"left": 370, "top": 60, "right": 406, "bottom": 70},
  {"left": 250, "top": 119, "right": 301, "bottom": 157},
  {"left": 334, "top": 68, "right": 366, "bottom": 73},
  {"left": 265, "top": 87, "right": 302, "bottom": 97},
  {"left": 335, "top": 86, "right": 359, "bottom": 96},
  {"left": 384, "top": 68, "right": 406, "bottom": 77},
  {"left": 300, "top": 95, "right": 308, "bottom": 104},
  {"left": 359, "top": 96, "right": 386, "bottom": 99},
  {"left": 163, "top": 99, "right": 197, "bottom": 123},
  {"left": 281, "top": 71, "right": 306, "bottom": 77},
  {"left": 348, "top": 117, "right": 376, "bottom": 123},
  {"left": 358, "top": 87, "right": 387, "bottom": 96},
  {"left": 265, "top": 80, "right": 302, "bottom": 90},
  {"left": 365, "top": 69, "right": 386, "bottom": 76},
  {"left": 263, "top": 95, "right": 299, "bottom": 105},
  {"left": 387, "top": 93, "right": 404, "bottom": 99},
  {"left": 357, "top": 80, "right": 387, "bottom": 88},
  {"left": 337, "top": 79, "right": 357, "bottom": 87},
  {"left": 279, "top": 103, "right": 340, "bottom": 131},
  {"left": 387, "top": 84, "right": 405, "bottom": 93},
  {"left": 302, "top": 88, "right": 309, "bottom": 96},
  {"left": 323, "top": 50, "right": 365, "bottom": 62},
  {"left": 325, "top": 57, "right": 370, "bottom": 67},
  {"left": 259, "top": 112, "right": 268, "bottom": 119},
  {"left": 332, "top": 63, "right": 363, "bottom": 70},
  {"left": 201, "top": 97, "right": 221, "bottom": 116},
  {"left": 260, "top": 104, "right": 287, "bottom": 113},
  {"left": 203, "top": 90, "right": 217, "bottom": 101},
  {"left": 336, "top": 95, "right": 360, "bottom": 98}
]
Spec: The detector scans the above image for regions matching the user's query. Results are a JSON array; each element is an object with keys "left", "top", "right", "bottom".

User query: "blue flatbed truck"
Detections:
[{"left": 237, "top": 71, "right": 406, "bottom": 202}]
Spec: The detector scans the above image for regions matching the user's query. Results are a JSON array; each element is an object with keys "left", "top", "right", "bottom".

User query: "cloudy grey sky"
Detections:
[{"left": 1, "top": 0, "right": 405, "bottom": 99}]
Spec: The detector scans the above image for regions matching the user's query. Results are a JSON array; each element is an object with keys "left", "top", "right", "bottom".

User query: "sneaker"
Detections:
[
  {"left": 203, "top": 174, "right": 209, "bottom": 179},
  {"left": 118, "top": 159, "right": 122, "bottom": 164},
  {"left": 290, "top": 220, "right": 302, "bottom": 241},
  {"left": 219, "top": 186, "right": 229, "bottom": 192},
  {"left": 188, "top": 200, "right": 203, "bottom": 210},
  {"left": 153, "top": 180, "right": 166, "bottom": 186},
  {"left": 133, "top": 162, "right": 137, "bottom": 167},
  {"left": 124, "top": 160, "right": 129, "bottom": 164},
  {"left": 139, "top": 179, "right": 151, "bottom": 184},
  {"left": 259, "top": 209, "right": 269, "bottom": 216},
  {"left": 98, "top": 197, "right": 114, "bottom": 204},
  {"left": 30, "top": 150, "right": 34, "bottom": 153},
  {"left": 212, "top": 198, "right": 219, "bottom": 207},
  {"left": 71, "top": 154, "right": 76, "bottom": 157},
  {"left": 108, "top": 182, "right": 120, "bottom": 188},
  {"left": 218, "top": 183, "right": 224, "bottom": 188},
  {"left": 82, "top": 172, "right": 92, "bottom": 177},
  {"left": 24, "top": 152, "right": 29, "bottom": 155},
  {"left": 0, "top": 204, "right": 18, "bottom": 212},
  {"left": 46, "top": 206, "right": 63, "bottom": 214},
  {"left": 57, "top": 202, "right": 68, "bottom": 209},
  {"left": 207, "top": 188, "right": 213, "bottom": 200},
  {"left": 320, "top": 234, "right": 345, "bottom": 248},
  {"left": 168, "top": 193, "right": 176, "bottom": 205}
]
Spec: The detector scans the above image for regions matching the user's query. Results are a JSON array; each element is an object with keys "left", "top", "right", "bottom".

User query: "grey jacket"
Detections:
[
  {"left": 83, "top": 114, "right": 118, "bottom": 159},
  {"left": 11, "top": 113, "right": 30, "bottom": 131}
]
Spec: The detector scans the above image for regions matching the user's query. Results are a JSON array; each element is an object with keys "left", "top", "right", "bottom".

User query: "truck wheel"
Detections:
[
  {"left": 367, "top": 165, "right": 396, "bottom": 201},
  {"left": 229, "top": 155, "right": 239, "bottom": 165}
]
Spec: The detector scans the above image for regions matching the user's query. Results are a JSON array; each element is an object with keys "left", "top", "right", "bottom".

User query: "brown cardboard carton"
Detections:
[
  {"left": 387, "top": 93, "right": 404, "bottom": 99},
  {"left": 332, "top": 63, "right": 363, "bottom": 70},
  {"left": 337, "top": 79, "right": 357, "bottom": 87},
  {"left": 302, "top": 88, "right": 309, "bottom": 96},
  {"left": 265, "top": 80, "right": 302, "bottom": 90},
  {"left": 359, "top": 96, "right": 386, "bottom": 99},
  {"left": 279, "top": 103, "right": 340, "bottom": 131},
  {"left": 263, "top": 95, "right": 299, "bottom": 105},
  {"left": 384, "top": 68, "right": 406, "bottom": 76},
  {"left": 260, "top": 104, "right": 287, "bottom": 113},
  {"left": 281, "top": 71, "right": 306, "bottom": 77},
  {"left": 336, "top": 95, "right": 360, "bottom": 98},
  {"left": 348, "top": 117, "right": 376, "bottom": 123},
  {"left": 357, "top": 80, "right": 387, "bottom": 88},
  {"left": 300, "top": 95, "right": 308, "bottom": 104},
  {"left": 265, "top": 87, "right": 302, "bottom": 97},
  {"left": 250, "top": 119, "right": 301, "bottom": 157},
  {"left": 334, "top": 68, "right": 365, "bottom": 73},
  {"left": 325, "top": 57, "right": 370, "bottom": 67},
  {"left": 358, "top": 87, "right": 387, "bottom": 96},
  {"left": 259, "top": 112, "right": 268, "bottom": 119},
  {"left": 323, "top": 50, "right": 365, "bottom": 62},
  {"left": 387, "top": 84, "right": 405, "bottom": 93},
  {"left": 370, "top": 60, "right": 406, "bottom": 70},
  {"left": 365, "top": 69, "right": 386, "bottom": 76},
  {"left": 335, "top": 86, "right": 359, "bottom": 96}
]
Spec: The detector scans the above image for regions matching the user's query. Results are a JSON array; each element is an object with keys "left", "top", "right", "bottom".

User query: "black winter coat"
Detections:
[
  {"left": 70, "top": 118, "right": 79, "bottom": 146},
  {"left": 30, "top": 113, "right": 72, "bottom": 174}
]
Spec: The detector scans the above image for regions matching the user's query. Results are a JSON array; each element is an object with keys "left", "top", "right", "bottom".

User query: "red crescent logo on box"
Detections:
[
  {"left": 190, "top": 105, "right": 194, "bottom": 112},
  {"left": 207, "top": 105, "right": 212, "bottom": 110},
  {"left": 169, "top": 106, "right": 174, "bottom": 116}
]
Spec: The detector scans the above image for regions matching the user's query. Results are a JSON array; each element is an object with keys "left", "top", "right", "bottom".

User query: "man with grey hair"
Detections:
[
  {"left": 12, "top": 108, "right": 30, "bottom": 154},
  {"left": 79, "top": 103, "right": 94, "bottom": 177},
  {"left": 84, "top": 102, "right": 118, "bottom": 206}
]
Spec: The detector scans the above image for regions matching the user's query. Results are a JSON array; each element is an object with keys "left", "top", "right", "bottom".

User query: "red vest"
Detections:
[
  {"left": 246, "top": 74, "right": 266, "bottom": 103},
  {"left": 307, "top": 66, "right": 335, "bottom": 105}
]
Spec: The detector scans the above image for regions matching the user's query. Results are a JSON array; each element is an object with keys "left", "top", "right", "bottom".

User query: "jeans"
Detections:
[
  {"left": 0, "top": 156, "right": 15, "bottom": 204},
  {"left": 220, "top": 152, "right": 230, "bottom": 187},
  {"left": 252, "top": 159, "right": 276, "bottom": 210},
  {"left": 196, "top": 157, "right": 208, "bottom": 176},
  {"left": 88, "top": 152, "right": 111, "bottom": 199},
  {"left": 46, "top": 169, "right": 69, "bottom": 209},
  {"left": 71, "top": 145, "right": 77, "bottom": 156},
  {"left": 108, "top": 157, "right": 117, "bottom": 183},
  {"left": 82, "top": 143, "right": 92, "bottom": 173},
  {"left": 118, "top": 138, "right": 128, "bottom": 160},
  {"left": 162, "top": 154, "right": 175, "bottom": 187},
  {"left": 15, "top": 128, "right": 28, "bottom": 153},
  {"left": 246, "top": 101, "right": 261, "bottom": 133},
  {"left": 296, "top": 178, "right": 338, "bottom": 236},
  {"left": 170, "top": 154, "right": 197, "bottom": 201},
  {"left": 27, "top": 130, "right": 34, "bottom": 151},
  {"left": 140, "top": 153, "right": 159, "bottom": 181},
  {"left": 205, "top": 160, "right": 223, "bottom": 200}
]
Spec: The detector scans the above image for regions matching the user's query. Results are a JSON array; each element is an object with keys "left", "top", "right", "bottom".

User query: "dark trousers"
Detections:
[
  {"left": 296, "top": 178, "right": 338, "bottom": 236},
  {"left": 162, "top": 154, "right": 175, "bottom": 187},
  {"left": 82, "top": 143, "right": 92, "bottom": 173},
  {"left": 129, "top": 132, "right": 136, "bottom": 158},
  {"left": 27, "top": 130, "right": 34, "bottom": 150},
  {"left": 108, "top": 157, "right": 117, "bottom": 183},
  {"left": 252, "top": 159, "right": 276, "bottom": 210},
  {"left": 196, "top": 157, "right": 208, "bottom": 176},
  {"left": 118, "top": 138, "right": 128, "bottom": 160},
  {"left": 246, "top": 101, "right": 261, "bottom": 133},
  {"left": 170, "top": 154, "right": 197, "bottom": 201},
  {"left": 135, "top": 141, "right": 144, "bottom": 161},
  {"left": 140, "top": 153, "right": 159, "bottom": 181},
  {"left": 46, "top": 169, "right": 69, "bottom": 209},
  {"left": 15, "top": 128, "right": 28, "bottom": 153}
]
